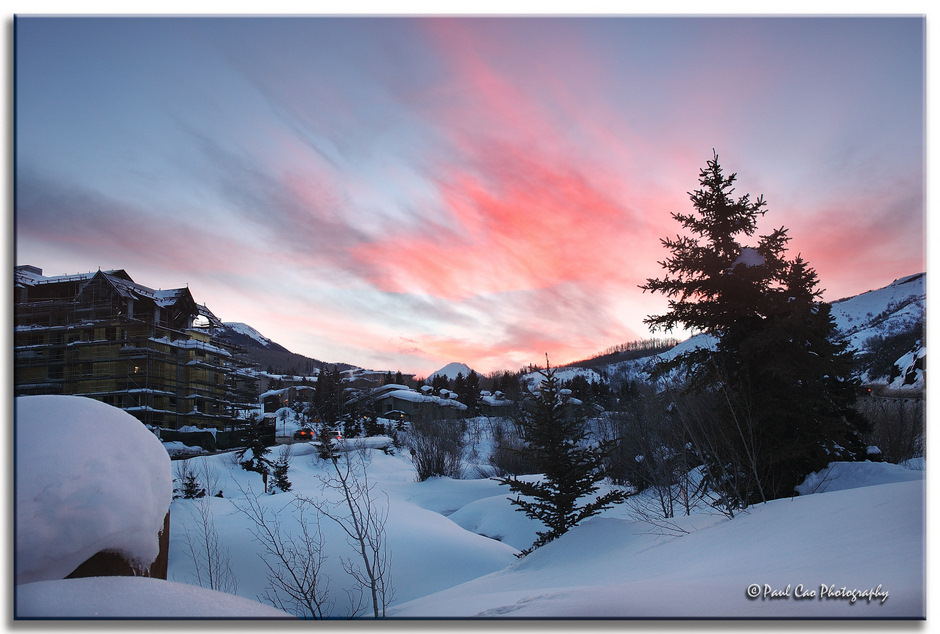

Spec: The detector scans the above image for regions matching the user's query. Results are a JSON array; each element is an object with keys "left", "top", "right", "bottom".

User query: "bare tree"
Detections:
[
  {"left": 234, "top": 484, "right": 333, "bottom": 618},
  {"left": 180, "top": 495, "right": 239, "bottom": 595},
  {"left": 304, "top": 443, "right": 393, "bottom": 618},
  {"left": 858, "top": 395, "right": 925, "bottom": 463}
]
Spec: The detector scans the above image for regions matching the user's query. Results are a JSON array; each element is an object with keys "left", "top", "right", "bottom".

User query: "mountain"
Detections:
[
  {"left": 428, "top": 362, "right": 478, "bottom": 380},
  {"left": 829, "top": 273, "right": 925, "bottom": 350},
  {"left": 213, "top": 322, "right": 353, "bottom": 376},
  {"left": 830, "top": 273, "right": 925, "bottom": 389},
  {"left": 551, "top": 273, "right": 926, "bottom": 391},
  {"left": 221, "top": 322, "right": 291, "bottom": 353}
]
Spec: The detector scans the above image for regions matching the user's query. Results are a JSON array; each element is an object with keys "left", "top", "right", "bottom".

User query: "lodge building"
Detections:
[{"left": 13, "top": 265, "right": 257, "bottom": 430}]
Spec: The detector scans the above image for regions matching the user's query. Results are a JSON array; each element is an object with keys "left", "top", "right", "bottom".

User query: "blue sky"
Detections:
[{"left": 14, "top": 16, "right": 926, "bottom": 376}]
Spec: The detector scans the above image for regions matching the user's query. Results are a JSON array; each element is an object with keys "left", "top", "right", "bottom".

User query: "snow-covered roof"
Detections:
[
  {"left": 370, "top": 384, "right": 412, "bottom": 397},
  {"left": 376, "top": 389, "right": 468, "bottom": 410},
  {"left": 149, "top": 336, "right": 232, "bottom": 358},
  {"left": 101, "top": 272, "right": 192, "bottom": 309},
  {"left": 15, "top": 395, "right": 173, "bottom": 586},
  {"left": 14, "top": 265, "right": 128, "bottom": 287}
]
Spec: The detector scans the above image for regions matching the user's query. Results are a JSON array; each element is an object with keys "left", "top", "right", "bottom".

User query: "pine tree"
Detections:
[
  {"left": 641, "top": 152, "right": 868, "bottom": 506},
  {"left": 272, "top": 452, "right": 292, "bottom": 493},
  {"left": 182, "top": 471, "right": 206, "bottom": 499},
  {"left": 313, "top": 366, "right": 345, "bottom": 425},
  {"left": 238, "top": 420, "right": 273, "bottom": 492},
  {"left": 499, "top": 358, "right": 627, "bottom": 556},
  {"left": 462, "top": 370, "right": 482, "bottom": 415}
]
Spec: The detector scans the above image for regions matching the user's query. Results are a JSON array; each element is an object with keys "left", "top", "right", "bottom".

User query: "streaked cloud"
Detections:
[{"left": 14, "top": 17, "right": 925, "bottom": 375}]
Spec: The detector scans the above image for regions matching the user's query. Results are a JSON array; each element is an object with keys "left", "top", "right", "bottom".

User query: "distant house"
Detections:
[
  {"left": 359, "top": 384, "right": 468, "bottom": 420},
  {"left": 479, "top": 390, "right": 516, "bottom": 417},
  {"left": 13, "top": 266, "right": 257, "bottom": 430},
  {"left": 260, "top": 385, "right": 316, "bottom": 414}
]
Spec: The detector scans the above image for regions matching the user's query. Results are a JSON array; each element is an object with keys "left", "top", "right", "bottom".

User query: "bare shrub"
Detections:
[
  {"left": 234, "top": 484, "right": 332, "bottom": 618},
  {"left": 180, "top": 495, "right": 238, "bottom": 595},
  {"left": 305, "top": 444, "right": 393, "bottom": 618},
  {"left": 404, "top": 415, "right": 464, "bottom": 481},
  {"left": 487, "top": 418, "right": 538, "bottom": 477},
  {"left": 858, "top": 395, "right": 925, "bottom": 463}
]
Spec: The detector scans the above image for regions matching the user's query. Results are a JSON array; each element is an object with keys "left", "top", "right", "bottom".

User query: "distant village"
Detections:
[{"left": 13, "top": 265, "right": 548, "bottom": 451}]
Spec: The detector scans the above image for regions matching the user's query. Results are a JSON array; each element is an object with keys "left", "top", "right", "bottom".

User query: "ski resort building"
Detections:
[{"left": 13, "top": 265, "right": 258, "bottom": 430}]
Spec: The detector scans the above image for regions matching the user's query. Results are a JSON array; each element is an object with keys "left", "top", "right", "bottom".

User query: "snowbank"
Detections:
[
  {"left": 162, "top": 440, "right": 208, "bottom": 457},
  {"left": 390, "top": 477, "right": 925, "bottom": 618},
  {"left": 15, "top": 577, "right": 293, "bottom": 618},
  {"left": 794, "top": 460, "right": 925, "bottom": 495},
  {"left": 15, "top": 395, "right": 173, "bottom": 585}
]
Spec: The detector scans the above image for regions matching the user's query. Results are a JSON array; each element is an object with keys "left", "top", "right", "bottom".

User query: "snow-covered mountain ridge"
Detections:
[
  {"left": 829, "top": 273, "right": 925, "bottom": 351},
  {"left": 223, "top": 322, "right": 280, "bottom": 349},
  {"left": 541, "top": 273, "right": 926, "bottom": 390}
]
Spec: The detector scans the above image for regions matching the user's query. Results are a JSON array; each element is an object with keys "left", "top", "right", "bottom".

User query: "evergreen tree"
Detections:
[
  {"left": 313, "top": 366, "right": 345, "bottom": 425},
  {"left": 452, "top": 372, "right": 466, "bottom": 401},
  {"left": 463, "top": 370, "right": 482, "bottom": 414},
  {"left": 499, "top": 359, "right": 627, "bottom": 556},
  {"left": 431, "top": 374, "right": 449, "bottom": 394},
  {"left": 181, "top": 470, "right": 206, "bottom": 499},
  {"left": 641, "top": 152, "right": 868, "bottom": 506},
  {"left": 272, "top": 451, "right": 292, "bottom": 493},
  {"left": 238, "top": 420, "right": 273, "bottom": 492}
]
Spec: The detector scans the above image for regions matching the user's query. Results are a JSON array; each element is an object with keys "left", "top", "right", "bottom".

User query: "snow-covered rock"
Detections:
[{"left": 15, "top": 395, "right": 173, "bottom": 585}]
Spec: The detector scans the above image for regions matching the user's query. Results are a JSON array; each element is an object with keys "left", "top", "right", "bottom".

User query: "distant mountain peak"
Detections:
[
  {"left": 224, "top": 322, "right": 275, "bottom": 347},
  {"left": 429, "top": 362, "right": 477, "bottom": 380}
]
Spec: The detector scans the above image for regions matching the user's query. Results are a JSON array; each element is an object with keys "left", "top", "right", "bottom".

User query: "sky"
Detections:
[{"left": 14, "top": 16, "right": 926, "bottom": 377}]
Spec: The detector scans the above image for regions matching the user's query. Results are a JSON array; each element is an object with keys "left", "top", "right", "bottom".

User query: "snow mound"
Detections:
[
  {"left": 795, "top": 460, "right": 925, "bottom": 495},
  {"left": 162, "top": 440, "right": 208, "bottom": 457},
  {"left": 390, "top": 476, "right": 924, "bottom": 618},
  {"left": 15, "top": 576, "right": 293, "bottom": 618},
  {"left": 15, "top": 395, "right": 173, "bottom": 585}
]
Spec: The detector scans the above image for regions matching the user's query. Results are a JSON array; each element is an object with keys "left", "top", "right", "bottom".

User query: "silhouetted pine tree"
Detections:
[
  {"left": 499, "top": 359, "right": 627, "bottom": 556},
  {"left": 641, "top": 151, "right": 868, "bottom": 507}
]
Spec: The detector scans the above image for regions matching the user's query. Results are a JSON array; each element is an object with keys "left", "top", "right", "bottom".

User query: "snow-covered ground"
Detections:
[
  {"left": 15, "top": 397, "right": 926, "bottom": 620},
  {"left": 162, "top": 432, "right": 923, "bottom": 619}
]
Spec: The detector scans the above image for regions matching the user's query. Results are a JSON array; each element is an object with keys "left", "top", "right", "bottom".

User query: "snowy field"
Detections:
[
  {"left": 15, "top": 396, "right": 927, "bottom": 620},
  {"left": 160, "top": 445, "right": 925, "bottom": 619}
]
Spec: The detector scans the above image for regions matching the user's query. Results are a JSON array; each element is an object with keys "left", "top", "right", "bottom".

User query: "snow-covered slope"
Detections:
[
  {"left": 829, "top": 273, "right": 925, "bottom": 353},
  {"left": 390, "top": 463, "right": 925, "bottom": 618},
  {"left": 224, "top": 322, "right": 277, "bottom": 347},
  {"left": 16, "top": 577, "right": 293, "bottom": 618},
  {"left": 566, "top": 274, "right": 925, "bottom": 389},
  {"left": 18, "top": 419, "right": 921, "bottom": 618}
]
